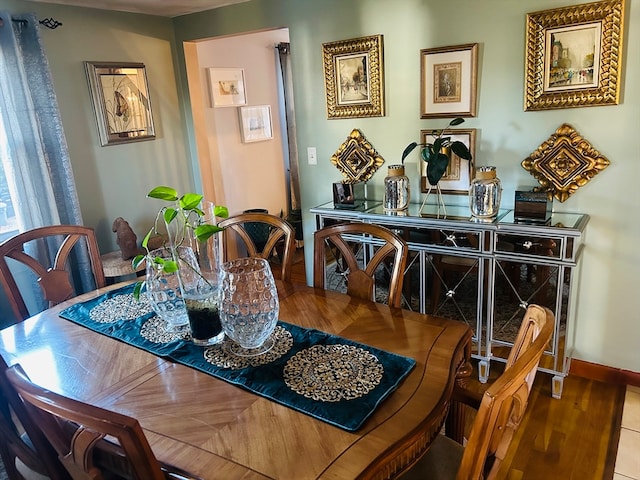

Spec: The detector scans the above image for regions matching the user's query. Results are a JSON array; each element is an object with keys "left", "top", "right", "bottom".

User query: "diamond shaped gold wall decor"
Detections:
[
  {"left": 521, "top": 124, "right": 610, "bottom": 202},
  {"left": 330, "top": 129, "right": 384, "bottom": 183}
]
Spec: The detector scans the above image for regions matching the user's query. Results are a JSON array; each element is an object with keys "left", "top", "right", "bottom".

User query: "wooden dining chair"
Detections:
[
  {"left": 5, "top": 363, "right": 201, "bottom": 480},
  {"left": 313, "top": 222, "right": 409, "bottom": 308},
  {"left": 217, "top": 212, "right": 296, "bottom": 282},
  {"left": 0, "top": 225, "right": 106, "bottom": 321},
  {"left": 400, "top": 304, "right": 555, "bottom": 480},
  {"left": 0, "top": 355, "right": 69, "bottom": 480}
]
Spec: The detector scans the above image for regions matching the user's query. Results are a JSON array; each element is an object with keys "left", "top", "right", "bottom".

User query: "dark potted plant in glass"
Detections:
[{"left": 401, "top": 117, "right": 472, "bottom": 216}]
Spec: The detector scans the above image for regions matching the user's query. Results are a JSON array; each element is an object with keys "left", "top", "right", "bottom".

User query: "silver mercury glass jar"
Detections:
[
  {"left": 383, "top": 165, "right": 410, "bottom": 212},
  {"left": 469, "top": 166, "right": 502, "bottom": 221}
]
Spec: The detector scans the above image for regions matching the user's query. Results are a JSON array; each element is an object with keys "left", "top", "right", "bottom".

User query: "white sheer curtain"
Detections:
[{"left": 0, "top": 12, "right": 96, "bottom": 322}]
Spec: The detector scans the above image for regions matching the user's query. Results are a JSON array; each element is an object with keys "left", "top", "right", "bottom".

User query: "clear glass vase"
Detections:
[
  {"left": 165, "top": 200, "right": 225, "bottom": 346},
  {"left": 145, "top": 246, "right": 194, "bottom": 332},
  {"left": 219, "top": 257, "right": 279, "bottom": 356}
]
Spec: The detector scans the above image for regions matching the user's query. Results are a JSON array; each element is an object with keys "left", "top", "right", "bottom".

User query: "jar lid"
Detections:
[
  {"left": 476, "top": 166, "right": 497, "bottom": 179},
  {"left": 388, "top": 165, "right": 405, "bottom": 177}
]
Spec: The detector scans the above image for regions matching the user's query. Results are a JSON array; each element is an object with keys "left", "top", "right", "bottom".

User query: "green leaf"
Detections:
[
  {"left": 148, "top": 186, "right": 178, "bottom": 201},
  {"left": 451, "top": 141, "right": 472, "bottom": 161},
  {"left": 194, "top": 224, "right": 224, "bottom": 242},
  {"left": 163, "top": 208, "right": 178, "bottom": 225},
  {"left": 214, "top": 205, "right": 229, "bottom": 218},
  {"left": 162, "top": 260, "right": 179, "bottom": 273},
  {"left": 433, "top": 137, "right": 447, "bottom": 153},
  {"left": 152, "top": 257, "right": 166, "bottom": 266},
  {"left": 132, "top": 254, "right": 146, "bottom": 270},
  {"left": 426, "top": 152, "right": 449, "bottom": 185},
  {"left": 421, "top": 146, "right": 436, "bottom": 163},
  {"left": 401, "top": 142, "right": 418, "bottom": 163},
  {"left": 449, "top": 117, "right": 465, "bottom": 127},
  {"left": 180, "top": 193, "right": 203, "bottom": 211},
  {"left": 141, "top": 228, "right": 153, "bottom": 249},
  {"left": 133, "top": 281, "right": 144, "bottom": 300}
]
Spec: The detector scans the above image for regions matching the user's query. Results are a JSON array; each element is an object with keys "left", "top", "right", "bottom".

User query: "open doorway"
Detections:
[{"left": 183, "top": 28, "right": 302, "bottom": 245}]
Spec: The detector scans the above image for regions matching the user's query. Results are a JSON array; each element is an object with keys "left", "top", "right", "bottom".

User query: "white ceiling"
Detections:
[{"left": 28, "top": 0, "right": 250, "bottom": 18}]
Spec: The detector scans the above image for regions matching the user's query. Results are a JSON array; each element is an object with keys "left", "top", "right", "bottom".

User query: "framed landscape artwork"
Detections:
[
  {"left": 322, "top": 35, "right": 385, "bottom": 119},
  {"left": 524, "top": 0, "right": 626, "bottom": 110}
]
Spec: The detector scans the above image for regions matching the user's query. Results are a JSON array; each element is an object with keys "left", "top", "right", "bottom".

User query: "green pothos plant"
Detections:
[
  {"left": 131, "top": 186, "right": 229, "bottom": 299},
  {"left": 401, "top": 117, "right": 473, "bottom": 186}
]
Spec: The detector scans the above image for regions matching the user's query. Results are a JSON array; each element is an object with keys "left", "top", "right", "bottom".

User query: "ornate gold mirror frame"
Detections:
[
  {"left": 330, "top": 129, "right": 384, "bottom": 183},
  {"left": 522, "top": 124, "right": 610, "bottom": 202}
]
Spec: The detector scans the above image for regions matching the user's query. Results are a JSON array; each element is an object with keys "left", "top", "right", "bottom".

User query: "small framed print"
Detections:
[
  {"left": 420, "top": 43, "right": 478, "bottom": 118},
  {"left": 420, "top": 128, "right": 476, "bottom": 195},
  {"left": 84, "top": 61, "right": 155, "bottom": 146},
  {"left": 208, "top": 68, "right": 247, "bottom": 107},
  {"left": 239, "top": 105, "right": 273, "bottom": 143}
]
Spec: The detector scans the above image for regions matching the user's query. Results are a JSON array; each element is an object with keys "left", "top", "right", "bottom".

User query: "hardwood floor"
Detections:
[
  {"left": 464, "top": 363, "right": 624, "bottom": 480},
  {"left": 282, "top": 247, "right": 625, "bottom": 480}
]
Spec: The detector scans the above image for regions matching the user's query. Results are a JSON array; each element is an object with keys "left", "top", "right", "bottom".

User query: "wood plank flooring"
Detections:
[{"left": 283, "top": 247, "right": 625, "bottom": 480}]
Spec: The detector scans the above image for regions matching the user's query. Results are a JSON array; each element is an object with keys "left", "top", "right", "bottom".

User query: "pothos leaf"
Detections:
[
  {"left": 132, "top": 254, "right": 146, "bottom": 270},
  {"left": 147, "top": 186, "right": 178, "bottom": 201},
  {"left": 194, "top": 224, "right": 224, "bottom": 242},
  {"left": 162, "top": 260, "right": 179, "bottom": 273},
  {"left": 133, "top": 281, "right": 145, "bottom": 300},
  {"left": 180, "top": 193, "right": 203, "bottom": 211},
  {"left": 214, "top": 205, "right": 229, "bottom": 219},
  {"left": 163, "top": 208, "right": 177, "bottom": 225}
]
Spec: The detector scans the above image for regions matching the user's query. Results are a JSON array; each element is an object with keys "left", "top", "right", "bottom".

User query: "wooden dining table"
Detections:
[{"left": 0, "top": 280, "right": 472, "bottom": 480}]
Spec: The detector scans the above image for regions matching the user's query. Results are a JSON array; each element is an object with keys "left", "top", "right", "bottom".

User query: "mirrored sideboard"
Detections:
[{"left": 310, "top": 201, "right": 589, "bottom": 399}]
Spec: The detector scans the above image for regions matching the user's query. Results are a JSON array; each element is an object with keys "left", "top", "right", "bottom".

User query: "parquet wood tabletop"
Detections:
[{"left": 0, "top": 280, "right": 472, "bottom": 479}]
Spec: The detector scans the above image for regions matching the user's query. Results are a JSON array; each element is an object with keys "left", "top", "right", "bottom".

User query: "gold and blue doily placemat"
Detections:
[{"left": 60, "top": 284, "right": 416, "bottom": 431}]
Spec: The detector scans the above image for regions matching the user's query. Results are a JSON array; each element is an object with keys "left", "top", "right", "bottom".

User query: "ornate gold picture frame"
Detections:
[
  {"left": 521, "top": 124, "right": 610, "bottom": 202},
  {"left": 322, "top": 35, "right": 385, "bottom": 119},
  {"left": 524, "top": 0, "right": 626, "bottom": 111},
  {"left": 420, "top": 43, "right": 478, "bottom": 118}
]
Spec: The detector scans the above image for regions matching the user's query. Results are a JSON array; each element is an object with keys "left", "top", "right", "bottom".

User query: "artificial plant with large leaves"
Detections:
[{"left": 401, "top": 117, "right": 472, "bottom": 185}]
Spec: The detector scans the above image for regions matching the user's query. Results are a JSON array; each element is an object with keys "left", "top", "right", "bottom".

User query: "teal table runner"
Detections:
[{"left": 60, "top": 285, "right": 416, "bottom": 432}]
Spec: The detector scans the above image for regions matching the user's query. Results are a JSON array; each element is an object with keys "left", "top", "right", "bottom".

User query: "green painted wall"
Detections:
[
  {"left": 1, "top": 0, "right": 638, "bottom": 373},
  {"left": 176, "top": 0, "right": 639, "bottom": 374}
]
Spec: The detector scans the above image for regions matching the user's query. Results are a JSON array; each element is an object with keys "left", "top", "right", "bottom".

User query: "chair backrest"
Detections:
[
  {"left": 0, "top": 355, "right": 69, "bottom": 480},
  {"left": 313, "top": 222, "right": 409, "bottom": 308},
  {"left": 5, "top": 363, "right": 169, "bottom": 480},
  {"left": 217, "top": 213, "right": 296, "bottom": 282},
  {"left": 0, "top": 225, "right": 106, "bottom": 321},
  {"left": 457, "top": 305, "right": 554, "bottom": 480}
]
